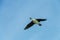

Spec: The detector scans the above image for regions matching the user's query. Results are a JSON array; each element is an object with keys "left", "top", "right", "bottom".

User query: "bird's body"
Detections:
[
  {"left": 32, "top": 19, "right": 39, "bottom": 24},
  {"left": 24, "top": 17, "right": 47, "bottom": 30}
]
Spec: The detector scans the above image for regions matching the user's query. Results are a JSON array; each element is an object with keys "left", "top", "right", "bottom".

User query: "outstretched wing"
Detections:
[
  {"left": 24, "top": 21, "right": 34, "bottom": 30},
  {"left": 36, "top": 19, "right": 46, "bottom": 22}
]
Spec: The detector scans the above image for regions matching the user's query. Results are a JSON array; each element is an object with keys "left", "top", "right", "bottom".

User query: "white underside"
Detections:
[{"left": 32, "top": 19, "right": 39, "bottom": 24}]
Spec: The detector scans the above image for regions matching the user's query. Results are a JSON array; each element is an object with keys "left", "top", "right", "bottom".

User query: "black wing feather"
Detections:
[
  {"left": 36, "top": 19, "right": 46, "bottom": 22},
  {"left": 24, "top": 21, "right": 34, "bottom": 30}
]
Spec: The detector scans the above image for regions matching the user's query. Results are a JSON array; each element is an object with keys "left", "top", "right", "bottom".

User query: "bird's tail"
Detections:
[{"left": 38, "top": 24, "right": 42, "bottom": 26}]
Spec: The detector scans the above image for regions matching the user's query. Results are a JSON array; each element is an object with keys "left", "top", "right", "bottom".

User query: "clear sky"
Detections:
[{"left": 0, "top": 0, "right": 60, "bottom": 40}]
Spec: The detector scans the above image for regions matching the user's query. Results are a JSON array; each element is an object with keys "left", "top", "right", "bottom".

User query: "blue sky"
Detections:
[{"left": 0, "top": 0, "right": 60, "bottom": 40}]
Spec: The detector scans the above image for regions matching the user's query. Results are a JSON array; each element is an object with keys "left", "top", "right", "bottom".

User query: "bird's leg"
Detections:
[{"left": 38, "top": 24, "right": 42, "bottom": 26}]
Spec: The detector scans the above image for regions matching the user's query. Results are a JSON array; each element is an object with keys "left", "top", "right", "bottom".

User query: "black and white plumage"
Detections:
[{"left": 24, "top": 17, "right": 47, "bottom": 30}]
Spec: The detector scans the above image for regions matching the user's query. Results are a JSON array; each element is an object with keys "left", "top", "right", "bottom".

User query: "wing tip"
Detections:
[
  {"left": 24, "top": 28, "right": 27, "bottom": 30},
  {"left": 42, "top": 19, "right": 47, "bottom": 21},
  {"left": 44, "top": 19, "right": 47, "bottom": 21}
]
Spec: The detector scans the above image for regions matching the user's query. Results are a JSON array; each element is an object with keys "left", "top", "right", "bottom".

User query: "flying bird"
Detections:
[{"left": 24, "top": 17, "right": 47, "bottom": 30}]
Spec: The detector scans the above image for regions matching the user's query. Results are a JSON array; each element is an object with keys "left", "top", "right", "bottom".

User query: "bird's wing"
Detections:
[
  {"left": 36, "top": 19, "right": 46, "bottom": 22},
  {"left": 24, "top": 21, "right": 34, "bottom": 30}
]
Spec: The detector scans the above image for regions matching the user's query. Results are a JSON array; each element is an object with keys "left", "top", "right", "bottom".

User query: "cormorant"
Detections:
[{"left": 24, "top": 17, "right": 47, "bottom": 30}]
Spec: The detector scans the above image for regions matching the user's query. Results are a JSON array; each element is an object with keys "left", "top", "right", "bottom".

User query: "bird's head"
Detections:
[{"left": 30, "top": 17, "right": 32, "bottom": 20}]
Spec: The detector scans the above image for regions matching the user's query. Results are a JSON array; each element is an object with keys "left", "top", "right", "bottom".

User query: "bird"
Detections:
[{"left": 24, "top": 17, "right": 47, "bottom": 30}]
